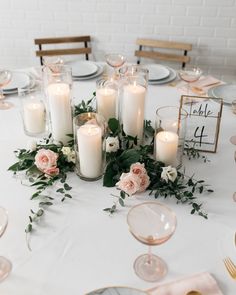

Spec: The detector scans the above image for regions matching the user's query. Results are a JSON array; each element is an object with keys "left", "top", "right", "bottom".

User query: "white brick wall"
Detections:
[{"left": 0, "top": 0, "right": 235, "bottom": 82}]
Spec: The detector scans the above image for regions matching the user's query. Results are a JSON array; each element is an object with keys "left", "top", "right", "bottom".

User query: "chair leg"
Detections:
[{"left": 85, "top": 41, "right": 89, "bottom": 60}]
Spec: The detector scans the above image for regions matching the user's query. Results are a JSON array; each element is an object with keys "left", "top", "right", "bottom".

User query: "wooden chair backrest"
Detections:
[
  {"left": 135, "top": 38, "right": 192, "bottom": 68},
  {"left": 34, "top": 36, "right": 91, "bottom": 65}
]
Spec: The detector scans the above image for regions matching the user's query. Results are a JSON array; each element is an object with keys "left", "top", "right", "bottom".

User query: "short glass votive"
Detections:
[
  {"left": 73, "top": 112, "right": 107, "bottom": 181},
  {"left": 96, "top": 78, "right": 118, "bottom": 122},
  {"left": 43, "top": 65, "right": 73, "bottom": 145},
  {"left": 119, "top": 65, "right": 148, "bottom": 144},
  {"left": 19, "top": 89, "right": 47, "bottom": 137},
  {"left": 155, "top": 106, "right": 188, "bottom": 167}
]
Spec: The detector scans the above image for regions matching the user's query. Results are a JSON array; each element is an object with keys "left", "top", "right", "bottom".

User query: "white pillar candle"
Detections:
[
  {"left": 77, "top": 124, "right": 102, "bottom": 179},
  {"left": 47, "top": 83, "right": 72, "bottom": 144},
  {"left": 23, "top": 99, "right": 45, "bottom": 134},
  {"left": 155, "top": 131, "right": 178, "bottom": 165},
  {"left": 122, "top": 84, "right": 146, "bottom": 140},
  {"left": 96, "top": 88, "right": 117, "bottom": 122}
]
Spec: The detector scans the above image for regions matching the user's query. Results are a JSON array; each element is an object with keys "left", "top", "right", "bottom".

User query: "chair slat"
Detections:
[
  {"left": 136, "top": 38, "right": 192, "bottom": 51},
  {"left": 34, "top": 36, "right": 91, "bottom": 45},
  {"left": 36, "top": 48, "right": 91, "bottom": 57},
  {"left": 135, "top": 50, "right": 190, "bottom": 63}
]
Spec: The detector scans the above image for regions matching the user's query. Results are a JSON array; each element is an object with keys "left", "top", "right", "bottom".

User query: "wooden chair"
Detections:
[
  {"left": 135, "top": 38, "right": 192, "bottom": 69},
  {"left": 34, "top": 35, "right": 91, "bottom": 65}
]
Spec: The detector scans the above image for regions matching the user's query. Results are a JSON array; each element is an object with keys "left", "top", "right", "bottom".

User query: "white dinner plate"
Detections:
[
  {"left": 3, "top": 73, "right": 36, "bottom": 95},
  {"left": 148, "top": 66, "right": 176, "bottom": 85},
  {"left": 210, "top": 84, "right": 236, "bottom": 104},
  {"left": 86, "top": 286, "right": 147, "bottom": 295},
  {"left": 145, "top": 64, "right": 170, "bottom": 80},
  {"left": 3, "top": 72, "right": 31, "bottom": 91},
  {"left": 68, "top": 61, "right": 98, "bottom": 77},
  {"left": 72, "top": 64, "right": 104, "bottom": 81}
]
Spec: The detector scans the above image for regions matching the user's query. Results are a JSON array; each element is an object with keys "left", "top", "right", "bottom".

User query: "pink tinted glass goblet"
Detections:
[{"left": 127, "top": 202, "right": 177, "bottom": 282}]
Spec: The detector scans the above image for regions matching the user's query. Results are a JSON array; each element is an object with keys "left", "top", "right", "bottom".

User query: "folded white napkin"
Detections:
[{"left": 146, "top": 272, "right": 223, "bottom": 295}]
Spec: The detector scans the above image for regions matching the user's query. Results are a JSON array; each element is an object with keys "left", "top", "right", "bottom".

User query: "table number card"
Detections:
[{"left": 180, "top": 95, "right": 223, "bottom": 152}]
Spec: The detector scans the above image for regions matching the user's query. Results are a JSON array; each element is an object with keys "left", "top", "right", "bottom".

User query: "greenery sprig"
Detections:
[{"left": 103, "top": 118, "right": 213, "bottom": 218}]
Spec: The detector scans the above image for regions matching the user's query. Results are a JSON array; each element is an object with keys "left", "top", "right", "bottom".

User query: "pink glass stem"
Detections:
[{"left": 147, "top": 245, "right": 152, "bottom": 264}]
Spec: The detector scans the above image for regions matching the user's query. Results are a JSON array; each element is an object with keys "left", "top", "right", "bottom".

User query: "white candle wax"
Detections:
[
  {"left": 122, "top": 84, "right": 146, "bottom": 140},
  {"left": 155, "top": 131, "right": 178, "bottom": 165},
  {"left": 47, "top": 83, "right": 72, "bottom": 144},
  {"left": 23, "top": 99, "right": 45, "bottom": 134},
  {"left": 96, "top": 88, "right": 117, "bottom": 122},
  {"left": 77, "top": 124, "right": 102, "bottom": 179}
]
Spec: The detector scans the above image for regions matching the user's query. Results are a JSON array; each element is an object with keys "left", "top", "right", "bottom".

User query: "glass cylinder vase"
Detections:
[
  {"left": 155, "top": 106, "right": 188, "bottom": 167},
  {"left": 74, "top": 112, "right": 107, "bottom": 181},
  {"left": 96, "top": 78, "right": 118, "bottom": 122},
  {"left": 19, "top": 88, "right": 47, "bottom": 137},
  {"left": 119, "top": 65, "right": 148, "bottom": 144},
  {"left": 44, "top": 65, "right": 73, "bottom": 145}
]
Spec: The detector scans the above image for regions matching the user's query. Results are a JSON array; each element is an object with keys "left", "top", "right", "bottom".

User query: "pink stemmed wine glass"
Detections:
[
  {"left": 127, "top": 202, "right": 177, "bottom": 282},
  {"left": 179, "top": 66, "right": 202, "bottom": 95},
  {"left": 0, "top": 70, "right": 13, "bottom": 110},
  {"left": 0, "top": 207, "right": 12, "bottom": 282},
  {"left": 105, "top": 53, "right": 126, "bottom": 78}
]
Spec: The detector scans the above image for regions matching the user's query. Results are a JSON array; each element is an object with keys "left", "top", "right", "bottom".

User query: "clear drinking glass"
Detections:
[
  {"left": 0, "top": 70, "right": 13, "bottom": 110},
  {"left": 155, "top": 106, "right": 188, "bottom": 167},
  {"left": 179, "top": 66, "right": 202, "bottom": 95},
  {"left": 73, "top": 112, "right": 107, "bottom": 181},
  {"left": 0, "top": 207, "right": 12, "bottom": 282},
  {"left": 127, "top": 202, "right": 177, "bottom": 282}
]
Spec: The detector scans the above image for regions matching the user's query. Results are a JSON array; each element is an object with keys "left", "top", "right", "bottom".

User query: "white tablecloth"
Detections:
[{"left": 0, "top": 77, "right": 236, "bottom": 295}]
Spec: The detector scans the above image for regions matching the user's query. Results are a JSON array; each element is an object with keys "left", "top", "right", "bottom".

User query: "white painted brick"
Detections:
[
  {"left": 201, "top": 17, "right": 231, "bottom": 27},
  {"left": 96, "top": 2, "right": 126, "bottom": 13},
  {"left": 187, "top": 7, "right": 217, "bottom": 17},
  {"left": 156, "top": 5, "right": 187, "bottom": 15},
  {"left": 171, "top": 16, "right": 200, "bottom": 26},
  {"left": 215, "top": 28, "right": 236, "bottom": 38},
  {"left": 155, "top": 26, "right": 184, "bottom": 36},
  {"left": 196, "top": 56, "right": 225, "bottom": 66},
  {"left": 127, "top": 3, "right": 156, "bottom": 14},
  {"left": 232, "top": 18, "right": 236, "bottom": 26},
  {"left": 198, "top": 37, "right": 227, "bottom": 47},
  {"left": 205, "top": 0, "right": 235, "bottom": 6},
  {"left": 218, "top": 7, "right": 236, "bottom": 17},
  {"left": 184, "top": 27, "right": 214, "bottom": 37},
  {"left": 142, "top": 15, "right": 170, "bottom": 25},
  {"left": 172, "top": 0, "right": 203, "bottom": 5},
  {"left": 228, "top": 39, "right": 236, "bottom": 48},
  {"left": 112, "top": 14, "right": 140, "bottom": 24}
]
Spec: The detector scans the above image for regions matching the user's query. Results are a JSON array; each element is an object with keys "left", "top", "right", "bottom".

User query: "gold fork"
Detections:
[{"left": 223, "top": 257, "right": 236, "bottom": 279}]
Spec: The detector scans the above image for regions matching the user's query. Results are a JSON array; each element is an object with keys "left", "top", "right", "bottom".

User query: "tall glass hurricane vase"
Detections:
[
  {"left": 44, "top": 65, "right": 73, "bottom": 145},
  {"left": 119, "top": 65, "right": 148, "bottom": 144}
]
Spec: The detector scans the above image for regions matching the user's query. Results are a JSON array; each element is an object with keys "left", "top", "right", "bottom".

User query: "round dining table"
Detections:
[{"left": 0, "top": 70, "right": 235, "bottom": 295}]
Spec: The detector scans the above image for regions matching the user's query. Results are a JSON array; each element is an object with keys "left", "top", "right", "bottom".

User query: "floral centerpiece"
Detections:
[{"left": 8, "top": 97, "right": 213, "bottom": 247}]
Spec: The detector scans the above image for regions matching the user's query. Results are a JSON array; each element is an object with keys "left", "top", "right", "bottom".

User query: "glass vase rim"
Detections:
[
  {"left": 119, "top": 64, "right": 149, "bottom": 76},
  {"left": 156, "top": 105, "right": 188, "bottom": 120},
  {"left": 74, "top": 112, "right": 106, "bottom": 124}
]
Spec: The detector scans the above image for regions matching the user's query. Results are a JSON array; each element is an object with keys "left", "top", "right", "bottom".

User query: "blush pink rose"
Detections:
[
  {"left": 44, "top": 167, "right": 60, "bottom": 176},
  {"left": 130, "top": 162, "right": 147, "bottom": 176},
  {"left": 138, "top": 173, "right": 150, "bottom": 192},
  {"left": 116, "top": 173, "right": 141, "bottom": 196},
  {"left": 35, "top": 149, "right": 58, "bottom": 171}
]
